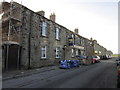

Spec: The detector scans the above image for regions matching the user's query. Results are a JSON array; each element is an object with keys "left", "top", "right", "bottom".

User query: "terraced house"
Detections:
[{"left": 0, "top": 1, "right": 112, "bottom": 71}]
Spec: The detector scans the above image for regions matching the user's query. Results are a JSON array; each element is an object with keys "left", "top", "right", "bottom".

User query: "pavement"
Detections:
[{"left": 2, "top": 65, "right": 59, "bottom": 81}]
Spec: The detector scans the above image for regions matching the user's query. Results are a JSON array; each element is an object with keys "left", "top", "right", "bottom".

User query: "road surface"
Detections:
[{"left": 3, "top": 58, "right": 117, "bottom": 88}]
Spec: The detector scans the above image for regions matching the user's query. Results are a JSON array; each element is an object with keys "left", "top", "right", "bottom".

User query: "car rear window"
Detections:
[
  {"left": 87, "top": 56, "right": 92, "bottom": 59},
  {"left": 94, "top": 56, "right": 97, "bottom": 58}
]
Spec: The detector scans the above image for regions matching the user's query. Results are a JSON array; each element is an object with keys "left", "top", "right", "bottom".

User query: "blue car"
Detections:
[
  {"left": 59, "top": 60, "right": 70, "bottom": 69},
  {"left": 59, "top": 60, "right": 80, "bottom": 69},
  {"left": 72, "top": 60, "right": 80, "bottom": 67}
]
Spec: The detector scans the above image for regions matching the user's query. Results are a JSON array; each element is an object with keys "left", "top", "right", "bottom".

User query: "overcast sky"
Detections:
[{"left": 1, "top": 0, "right": 119, "bottom": 54}]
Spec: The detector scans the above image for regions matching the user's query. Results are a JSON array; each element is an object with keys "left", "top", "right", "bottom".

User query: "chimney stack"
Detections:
[
  {"left": 74, "top": 28, "right": 79, "bottom": 34},
  {"left": 37, "top": 10, "right": 45, "bottom": 17},
  {"left": 90, "top": 37, "right": 93, "bottom": 41},
  {"left": 49, "top": 13, "right": 56, "bottom": 22}
]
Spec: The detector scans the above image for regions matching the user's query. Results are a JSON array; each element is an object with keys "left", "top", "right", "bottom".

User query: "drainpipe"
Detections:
[
  {"left": 17, "top": 46, "right": 20, "bottom": 70},
  {"left": 6, "top": 44, "right": 9, "bottom": 71},
  {"left": 63, "top": 45, "right": 66, "bottom": 60},
  {"left": 28, "top": 12, "right": 32, "bottom": 69}
]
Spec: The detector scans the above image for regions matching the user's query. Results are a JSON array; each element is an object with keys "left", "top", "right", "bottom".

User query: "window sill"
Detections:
[
  {"left": 41, "top": 35, "right": 48, "bottom": 38},
  {"left": 41, "top": 57, "right": 47, "bottom": 59},
  {"left": 56, "top": 39, "right": 60, "bottom": 41},
  {"left": 56, "top": 57, "right": 60, "bottom": 59}
]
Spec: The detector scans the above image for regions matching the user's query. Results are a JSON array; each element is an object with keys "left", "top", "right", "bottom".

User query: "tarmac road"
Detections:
[{"left": 3, "top": 58, "right": 117, "bottom": 88}]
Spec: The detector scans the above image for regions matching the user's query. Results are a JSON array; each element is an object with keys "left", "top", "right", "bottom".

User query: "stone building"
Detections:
[
  {"left": 93, "top": 40, "right": 103, "bottom": 56},
  {"left": 92, "top": 40, "right": 113, "bottom": 56},
  {"left": 0, "top": 1, "right": 112, "bottom": 71},
  {"left": 106, "top": 50, "right": 113, "bottom": 56}
]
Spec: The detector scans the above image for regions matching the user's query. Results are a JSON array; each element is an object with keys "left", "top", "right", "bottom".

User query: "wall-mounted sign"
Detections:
[{"left": 74, "top": 45, "right": 84, "bottom": 50}]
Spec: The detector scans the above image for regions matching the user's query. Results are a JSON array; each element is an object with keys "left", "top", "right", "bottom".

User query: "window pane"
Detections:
[
  {"left": 41, "top": 46, "right": 46, "bottom": 58},
  {"left": 56, "top": 28, "right": 60, "bottom": 40},
  {"left": 72, "top": 34, "right": 74, "bottom": 45},
  {"left": 56, "top": 48, "right": 60, "bottom": 58},
  {"left": 71, "top": 49, "right": 74, "bottom": 57},
  {"left": 76, "top": 50, "right": 78, "bottom": 55},
  {"left": 42, "top": 22, "right": 47, "bottom": 36}
]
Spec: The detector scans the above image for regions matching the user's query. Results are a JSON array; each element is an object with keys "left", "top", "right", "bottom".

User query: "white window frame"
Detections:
[
  {"left": 42, "top": 22, "right": 47, "bottom": 36},
  {"left": 71, "top": 49, "right": 74, "bottom": 57},
  {"left": 41, "top": 46, "right": 46, "bottom": 59},
  {"left": 76, "top": 49, "right": 79, "bottom": 55},
  {"left": 56, "top": 28, "right": 60, "bottom": 40},
  {"left": 56, "top": 47, "right": 60, "bottom": 58},
  {"left": 72, "top": 34, "right": 74, "bottom": 45},
  {"left": 81, "top": 51, "right": 84, "bottom": 55}
]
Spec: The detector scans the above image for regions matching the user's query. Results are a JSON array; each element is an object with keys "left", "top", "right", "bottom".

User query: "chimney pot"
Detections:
[
  {"left": 74, "top": 28, "right": 79, "bottom": 34},
  {"left": 50, "top": 13, "right": 56, "bottom": 22}
]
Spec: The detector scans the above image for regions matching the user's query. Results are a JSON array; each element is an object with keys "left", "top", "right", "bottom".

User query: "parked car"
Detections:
[
  {"left": 70, "top": 60, "right": 80, "bottom": 67},
  {"left": 108, "top": 55, "right": 112, "bottom": 59},
  {"left": 93, "top": 56, "right": 100, "bottom": 63},
  {"left": 117, "top": 58, "right": 120, "bottom": 87},
  {"left": 86, "top": 56, "right": 95, "bottom": 64},
  {"left": 117, "top": 65, "right": 120, "bottom": 87},
  {"left": 59, "top": 60, "right": 80, "bottom": 69},
  {"left": 59, "top": 60, "right": 70, "bottom": 69},
  {"left": 102, "top": 55, "right": 109, "bottom": 60},
  {"left": 99, "top": 55, "right": 103, "bottom": 60},
  {"left": 116, "top": 58, "right": 120, "bottom": 66},
  {"left": 79, "top": 55, "right": 86, "bottom": 65}
]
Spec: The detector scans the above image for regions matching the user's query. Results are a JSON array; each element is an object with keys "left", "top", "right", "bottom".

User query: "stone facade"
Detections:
[
  {"left": 0, "top": 1, "right": 113, "bottom": 71},
  {"left": 93, "top": 40, "right": 113, "bottom": 56}
]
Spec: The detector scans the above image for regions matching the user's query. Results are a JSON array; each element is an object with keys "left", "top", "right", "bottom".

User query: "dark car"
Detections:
[
  {"left": 117, "top": 57, "right": 120, "bottom": 87},
  {"left": 102, "top": 55, "right": 108, "bottom": 60},
  {"left": 116, "top": 58, "right": 120, "bottom": 66}
]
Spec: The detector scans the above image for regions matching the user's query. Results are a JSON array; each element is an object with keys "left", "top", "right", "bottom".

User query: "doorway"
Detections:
[{"left": 2, "top": 44, "right": 21, "bottom": 71}]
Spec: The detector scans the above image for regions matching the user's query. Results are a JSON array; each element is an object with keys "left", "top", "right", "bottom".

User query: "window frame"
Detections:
[
  {"left": 72, "top": 34, "right": 74, "bottom": 45},
  {"left": 76, "top": 49, "right": 79, "bottom": 56},
  {"left": 56, "top": 47, "right": 60, "bottom": 58},
  {"left": 41, "top": 46, "right": 47, "bottom": 59},
  {"left": 55, "top": 27, "right": 60, "bottom": 40},
  {"left": 71, "top": 49, "right": 74, "bottom": 57},
  {"left": 42, "top": 21, "right": 47, "bottom": 36}
]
